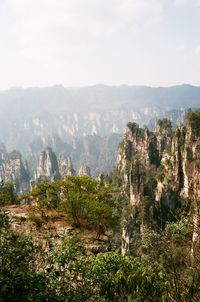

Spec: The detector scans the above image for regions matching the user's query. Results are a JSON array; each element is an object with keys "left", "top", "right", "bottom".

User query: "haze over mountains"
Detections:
[{"left": 0, "top": 84, "right": 199, "bottom": 177}]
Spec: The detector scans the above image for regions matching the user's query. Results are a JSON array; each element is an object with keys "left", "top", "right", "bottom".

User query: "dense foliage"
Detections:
[
  {"left": 187, "top": 109, "right": 200, "bottom": 135},
  {"left": 0, "top": 180, "right": 16, "bottom": 207},
  {"left": 29, "top": 176, "right": 119, "bottom": 239},
  {"left": 0, "top": 175, "right": 200, "bottom": 301},
  {"left": 0, "top": 209, "right": 200, "bottom": 302}
]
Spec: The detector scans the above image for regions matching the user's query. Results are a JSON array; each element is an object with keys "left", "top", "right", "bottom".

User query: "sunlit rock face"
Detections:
[
  {"left": 78, "top": 164, "right": 91, "bottom": 177},
  {"left": 155, "top": 119, "right": 172, "bottom": 160},
  {"left": 155, "top": 121, "right": 200, "bottom": 205},
  {"left": 153, "top": 111, "right": 200, "bottom": 260},
  {"left": 58, "top": 155, "right": 76, "bottom": 178},
  {"left": 180, "top": 125, "right": 200, "bottom": 261},
  {"left": 118, "top": 118, "right": 200, "bottom": 206},
  {"left": 181, "top": 126, "right": 200, "bottom": 200},
  {"left": 0, "top": 148, "right": 30, "bottom": 192},
  {"left": 155, "top": 126, "right": 186, "bottom": 203},
  {"left": 117, "top": 114, "right": 200, "bottom": 207},
  {"left": 34, "top": 147, "right": 60, "bottom": 182},
  {"left": 117, "top": 122, "right": 159, "bottom": 205},
  {"left": 117, "top": 112, "right": 200, "bottom": 255}
]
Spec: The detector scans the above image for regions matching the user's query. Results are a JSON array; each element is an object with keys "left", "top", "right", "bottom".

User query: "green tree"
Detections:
[
  {"left": 30, "top": 182, "right": 60, "bottom": 212},
  {"left": 0, "top": 180, "right": 16, "bottom": 207},
  {"left": 59, "top": 176, "right": 118, "bottom": 237},
  {"left": 59, "top": 176, "right": 98, "bottom": 226},
  {"left": 186, "top": 109, "right": 200, "bottom": 135}
]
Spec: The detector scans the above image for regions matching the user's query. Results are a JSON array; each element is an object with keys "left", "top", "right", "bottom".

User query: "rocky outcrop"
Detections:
[
  {"left": 117, "top": 122, "right": 159, "bottom": 205},
  {"left": 117, "top": 118, "right": 192, "bottom": 208},
  {"left": 155, "top": 126, "right": 186, "bottom": 203},
  {"left": 155, "top": 118, "right": 172, "bottom": 160},
  {"left": 181, "top": 125, "right": 200, "bottom": 200},
  {"left": 58, "top": 155, "right": 76, "bottom": 178},
  {"left": 78, "top": 164, "right": 91, "bottom": 177},
  {"left": 117, "top": 122, "right": 161, "bottom": 254},
  {"left": 117, "top": 111, "right": 200, "bottom": 255},
  {"left": 0, "top": 144, "right": 78, "bottom": 190},
  {"left": 29, "top": 146, "right": 92, "bottom": 182},
  {"left": 34, "top": 147, "right": 60, "bottom": 182},
  {"left": 0, "top": 149, "right": 30, "bottom": 192},
  {"left": 26, "top": 133, "right": 122, "bottom": 177},
  {"left": 155, "top": 115, "right": 200, "bottom": 206},
  {"left": 155, "top": 111, "right": 200, "bottom": 260},
  {"left": 0, "top": 142, "right": 7, "bottom": 161}
]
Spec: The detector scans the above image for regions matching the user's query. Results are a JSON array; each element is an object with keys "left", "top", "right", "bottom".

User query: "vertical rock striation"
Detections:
[
  {"left": 0, "top": 148, "right": 30, "bottom": 192},
  {"left": 34, "top": 147, "right": 60, "bottom": 182},
  {"left": 78, "top": 164, "right": 91, "bottom": 177},
  {"left": 117, "top": 122, "right": 159, "bottom": 206},
  {"left": 58, "top": 155, "right": 76, "bottom": 178},
  {"left": 117, "top": 111, "right": 200, "bottom": 255},
  {"left": 117, "top": 122, "right": 161, "bottom": 254}
]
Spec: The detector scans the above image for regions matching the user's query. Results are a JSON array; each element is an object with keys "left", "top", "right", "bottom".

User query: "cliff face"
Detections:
[
  {"left": 0, "top": 148, "right": 30, "bottom": 192},
  {"left": 117, "top": 122, "right": 160, "bottom": 254},
  {"left": 117, "top": 122, "right": 200, "bottom": 204},
  {"left": 155, "top": 126, "right": 186, "bottom": 204},
  {"left": 181, "top": 124, "right": 200, "bottom": 200},
  {"left": 34, "top": 147, "right": 60, "bottom": 182},
  {"left": 117, "top": 116, "right": 200, "bottom": 206},
  {"left": 154, "top": 111, "right": 200, "bottom": 259},
  {"left": 117, "top": 112, "right": 200, "bottom": 255},
  {"left": 155, "top": 121, "right": 200, "bottom": 205},
  {"left": 117, "top": 122, "right": 159, "bottom": 205},
  {"left": 58, "top": 155, "right": 76, "bottom": 178},
  {"left": 34, "top": 149, "right": 93, "bottom": 181},
  {"left": 78, "top": 164, "right": 91, "bottom": 177},
  {"left": 0, "top": 144, "right": 90, "bottom": 190},
  {"left": 155, "top": 119, "right": 172, "bottom": 160},
  {"left": 25, "top": 133, "right": 122, "bottom": 177}
]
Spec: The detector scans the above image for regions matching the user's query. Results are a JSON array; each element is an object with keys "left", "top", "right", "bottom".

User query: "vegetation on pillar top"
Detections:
[
  {"left": 157, "top": 118, "right": 172, "bottom": 131},
  {"left": 186, "top": 109, "right": 200, "bottom": 135}
]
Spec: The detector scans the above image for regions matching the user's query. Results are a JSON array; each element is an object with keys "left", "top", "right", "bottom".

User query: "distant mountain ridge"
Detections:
[
  {"left": 0, "top": 84, "right": 199, "bottom": 177},
  {"left": 0, "top": 84, "right": 199, "bottom": 112}
]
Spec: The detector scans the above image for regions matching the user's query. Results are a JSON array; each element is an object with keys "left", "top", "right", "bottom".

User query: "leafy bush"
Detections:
[
  {"left": 0, "top": 180, "right": 16, "bottom": 207},
  {"left": 157, "top": 118, "right": 172, "bottom": 131},
  {"left": 187, "top": 109, "right": 200, "bottom": 135}
]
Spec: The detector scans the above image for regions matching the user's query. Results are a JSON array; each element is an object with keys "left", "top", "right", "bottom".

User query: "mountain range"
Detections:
[{"left": 0, "top": 84, "right": 199, "bottom": 177}]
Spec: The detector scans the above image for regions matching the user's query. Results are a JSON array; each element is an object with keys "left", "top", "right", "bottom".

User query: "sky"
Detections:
[{"left": 0, "top": 0, "right": 200, "bottom": 89}]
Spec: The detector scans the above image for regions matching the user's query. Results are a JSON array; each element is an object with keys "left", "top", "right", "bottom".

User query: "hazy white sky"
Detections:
[{"left": 0, "top": 0, "right": 200, "bottom": 89}]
